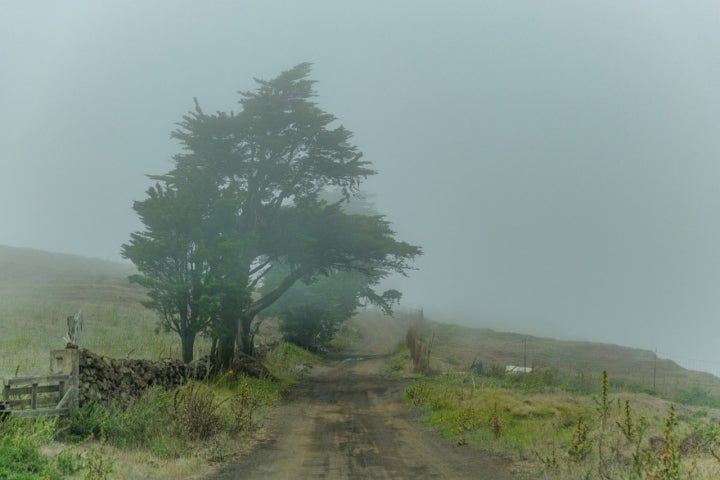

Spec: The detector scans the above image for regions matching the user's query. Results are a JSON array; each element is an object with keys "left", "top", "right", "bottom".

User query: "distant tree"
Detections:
[
  {"left": 123, "top": 64, "right": 421, "bottom": 367},
  {"left": 259, "top": 192, "right": 401, "bottom": 351},
  {"left": 260, "top": 266, "right": 400, "bottom": 351}
]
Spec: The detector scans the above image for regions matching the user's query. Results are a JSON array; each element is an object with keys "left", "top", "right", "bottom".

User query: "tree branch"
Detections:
[{"left": 245, "top": 269, "right": 303, "bottom": 319}]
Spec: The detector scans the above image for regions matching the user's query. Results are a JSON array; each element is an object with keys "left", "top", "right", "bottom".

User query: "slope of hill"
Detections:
[
  {"left": 414, "top": 319, "right": 720, "bottom": 402},
  {"left": 0, "top": 245, "right": 175, "bottom": 378},
  {"left": 0, "top": 245, "right": 144, "bottom": 302},
  {"left": 2, "top": 244, "right": 719, "bottom": 402}
]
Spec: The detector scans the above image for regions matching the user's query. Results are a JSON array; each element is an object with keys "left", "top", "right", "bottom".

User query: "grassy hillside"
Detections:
[
  {"left": 0, "top": 245, "right": 142, "bottom": 301},
  {"left": 414, "top": 320, "right": 720, "bottom": 402},
  {"left": 0, "top": 245, "right": 192, "bottom": 378}
]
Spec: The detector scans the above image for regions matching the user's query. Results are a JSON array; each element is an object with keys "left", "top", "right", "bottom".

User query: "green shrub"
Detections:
[
  {"left": 484, "top": 364, "right": 507, "bottom": 379},
  {"left": 0, "top": 417, "right": 60, "bottom": 480},
  {"left": 83, "top": 443, "right": 113, "bottom": 480},
  {"left": 64, "top": 400, "right": 121, "bottom": 442},
  {"left": 674, "top": 386, "right": 720, "bottom": 408},
  {"left": 403, "top": 381, "right": 430, "bottom": 406},
  {"left": 264, "top": 341, "right": 320, "bottom": 381},
  {"left": 56, "top": 451, "right": 83, "bottom": 475},
  {"left": 173, "top": 382, "right": 223, "bottom": 441},
  {"left": 65, "top": 388, "right": 189, "bottom": 458}
]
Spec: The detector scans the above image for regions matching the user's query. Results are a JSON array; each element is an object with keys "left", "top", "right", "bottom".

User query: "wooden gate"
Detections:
[
  {"left": 2, "top": 348, "right": 79, "bottom": 418},
  {"left": 2, "top": 374, "right": 75, "bottom": 418}
]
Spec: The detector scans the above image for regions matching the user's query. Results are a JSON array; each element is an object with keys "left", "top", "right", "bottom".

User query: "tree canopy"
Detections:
[
  {"left": 259, "top": 193, "right": 403, "bottom": 351},
  {"left": 122, "top": 63, "right": 421, "bottom": 366}
]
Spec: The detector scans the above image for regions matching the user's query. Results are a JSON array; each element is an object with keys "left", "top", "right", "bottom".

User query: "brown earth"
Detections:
[{"left": 207, "top": 353, "right": 521, "bottom": 480}]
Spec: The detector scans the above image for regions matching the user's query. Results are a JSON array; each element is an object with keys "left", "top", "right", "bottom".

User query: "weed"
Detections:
[
  {"left": 594, "top": 370, "right": 611, "bottom": 479},
  {"left": 173, "top": 382, "right": 223, "bottom": 441},
  {"left": 56, "top": 450, "right": 84, "bottom": 475},
  {"left": 535, "top": 444, "right": 560, "bottom": 473},
  {"left": 452, "top": 405, "right": 483, "bottom": 434},
  {"left": 568, "top": 416, "right": 591, "bottom": 462},
  {"left": 617, "top": 399, "right": 636, "bottom": 441},
  {"left": 385, "top": 342, "right": 412, "bottom": 375},
  {"left": 404, "top": 381, "right": 432, "bottom": 406},
  {"left": 489, "top": 402, "right": 503, "bottom": 439},
  {"left": 264, "top": 341, "right": 320, "bottom": 382},
  {"left": 83, "top": 441, "right": 113, "bottom": 480},
  {"left": 649, "top": 404, "right": 681, "bottom": 480}
]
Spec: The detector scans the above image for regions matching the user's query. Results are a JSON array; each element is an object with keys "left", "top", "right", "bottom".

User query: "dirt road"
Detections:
[{"left": 209, "top": 354, "right": 519, "bottom": 479}]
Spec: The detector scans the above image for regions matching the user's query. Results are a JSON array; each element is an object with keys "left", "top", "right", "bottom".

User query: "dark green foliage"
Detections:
[
  {"left": 0, "top": 438, "right": 54, "bottom": 480},
  {"left": 674, "top": 386, "right": 720, "bottom": 408},
  {"left": 55, "top": 451, "right": 83, "bottom": 476},
  {"left": 262, "top": 264, "right": 395, "bottom": 350},
  {"left": 0, "top": 418, "right": 60, "bottom": 480},
  {"left": 278, "top": 304, "right": 344, "bottom": 351},
  {"left": 123, "top": 64, "right": 421, "bottom": 365}
]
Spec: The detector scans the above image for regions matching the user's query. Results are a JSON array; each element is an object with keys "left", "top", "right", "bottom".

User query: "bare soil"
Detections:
[{"left": 208, "top": 354, "right": 520, "bottom": 479}]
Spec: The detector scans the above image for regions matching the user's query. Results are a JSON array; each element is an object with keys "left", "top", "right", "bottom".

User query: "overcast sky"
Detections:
[{"left": 3, "top": 1, "right": 720, "bottom": 374}]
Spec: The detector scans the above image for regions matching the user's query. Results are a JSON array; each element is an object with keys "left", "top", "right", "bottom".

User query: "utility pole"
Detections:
[{"left": 653, "top": 349, "right": 657, "bottom": 392}]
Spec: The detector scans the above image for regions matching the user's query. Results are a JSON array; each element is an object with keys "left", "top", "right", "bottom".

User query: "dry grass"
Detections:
[
  {"left": 414, "top": 320, "right": 720, "bottom": 401},
  {"left": 0, "top": 246, "right": 213, "bottom": 378},
  {"left": 40, "top": 438, "right": 258, "bottom": 480}
]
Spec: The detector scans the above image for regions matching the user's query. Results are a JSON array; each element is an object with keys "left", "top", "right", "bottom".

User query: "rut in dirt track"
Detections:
[{"left": 209, "top": 355, "right": 519, "bottom": 480}]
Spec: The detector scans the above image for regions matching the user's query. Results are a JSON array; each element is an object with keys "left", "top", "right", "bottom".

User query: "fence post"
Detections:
[
  {"left": 50, "top": 348, "right": 79, "bottom": 410},
  {"left": 30, "top": 382, "right": 38, "bottom": 409}
]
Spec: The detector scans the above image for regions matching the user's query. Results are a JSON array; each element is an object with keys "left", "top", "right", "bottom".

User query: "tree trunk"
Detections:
[
  {"left": 216, "top": 334, "right": 236, "bottom": 370},
  {"left": 238, "top": 314, "right": 255, "bottom": 357},
  {"left": 213, "top": 309, "right": 240, "bottom": 369},
  {"left": 180, "top": 330, "right": 196, "bottom": 364},
  {"left": 210, "top": 337, "right": 218, "bottom": 360}
]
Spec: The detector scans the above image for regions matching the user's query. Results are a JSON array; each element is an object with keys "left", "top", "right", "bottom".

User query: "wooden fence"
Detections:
[
  {"left": 2, "top": 374, "right": 76, "bottom": 418},
  {"left": 1, "top": 348, "right": 79, "bottom": 418}
]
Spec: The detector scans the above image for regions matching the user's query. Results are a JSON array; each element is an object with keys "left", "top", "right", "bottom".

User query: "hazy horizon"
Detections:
[{"left": 3, "top": 1, "right": 720, "bottom": 375}]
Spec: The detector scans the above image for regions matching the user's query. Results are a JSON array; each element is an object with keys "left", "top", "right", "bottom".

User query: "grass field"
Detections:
[
  {"left": 0, "top": 246, "right": 212, "bottom": 378},
  {"left": 412, "top": 319, "right": 720, "bottom": 404},
  {"left": 4, "top": 244, "right": 720, "bottom": 479},
  {"left": 392, "top": 320, "right": 720, "bottom": 479}
]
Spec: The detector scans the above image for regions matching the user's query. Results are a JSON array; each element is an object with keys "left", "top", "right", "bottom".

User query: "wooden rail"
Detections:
[{"left": 2, "top": 374, "right": 75, "bottom": 418}]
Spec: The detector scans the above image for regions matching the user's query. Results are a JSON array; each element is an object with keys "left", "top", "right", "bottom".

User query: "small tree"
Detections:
[
  {"left": 261, "top": 267, "right": 399, "bottom": 351},
  {"left": 122, "top": 170, "right": 221, "bottom": 363}
]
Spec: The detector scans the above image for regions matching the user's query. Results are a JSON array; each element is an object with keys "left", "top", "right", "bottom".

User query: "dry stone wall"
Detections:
[{"left": 78, "top": 349, "right": 211, "bottom": 406}]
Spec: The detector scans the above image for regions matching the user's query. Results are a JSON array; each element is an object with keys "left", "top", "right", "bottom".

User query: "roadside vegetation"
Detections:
[
  {"left": 398, "top": 327, "right": 720, "bottom": 479},
  {"left": 1, "top": 339, "right": 315, "bottom": 480}
]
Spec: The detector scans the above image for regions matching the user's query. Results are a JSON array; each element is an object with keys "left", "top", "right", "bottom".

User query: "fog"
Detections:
[{"left": 3, "top": 1, "right": 720, "bottom": 374}]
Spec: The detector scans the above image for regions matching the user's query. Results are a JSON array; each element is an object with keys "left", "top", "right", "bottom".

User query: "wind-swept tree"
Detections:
[
  {"left": 123, "top": 64, "right": 421, "bottom": 367},
  {"left": 258, "top": 192, "right": 402, "bottom": 351}
]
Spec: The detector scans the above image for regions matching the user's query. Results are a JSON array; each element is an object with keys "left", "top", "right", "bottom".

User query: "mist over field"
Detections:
[{"left": 3, "top": 1, "right": 720, "bottom": 374}]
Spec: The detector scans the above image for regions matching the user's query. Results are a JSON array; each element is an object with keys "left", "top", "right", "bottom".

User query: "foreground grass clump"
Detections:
[
  {"left": 64, "top": 371, "right": 284, "bottom": 456},
  {"left": 404, "top": 368, "right": 720, "bottom": 479},
  {"left": 0, "top": 417, "right": 61, "bottom": 480},
  {"left": 263, "top": 341, "right": 321, "bottom": 383}
]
